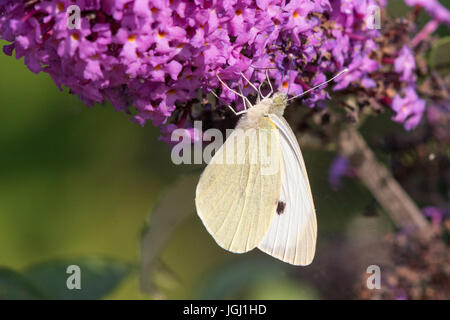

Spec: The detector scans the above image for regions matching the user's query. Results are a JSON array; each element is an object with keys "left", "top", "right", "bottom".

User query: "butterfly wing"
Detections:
[
  {"left": 195, "top": 117, "right": 282, "bottom": 253},
  {"left": 258, "top": 114, "right": 317, "bottom": 266}
]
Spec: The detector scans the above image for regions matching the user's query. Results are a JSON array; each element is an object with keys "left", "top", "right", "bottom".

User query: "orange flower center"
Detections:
[{"left": 71, "top": 33, "right": 80, "bottom": 41}]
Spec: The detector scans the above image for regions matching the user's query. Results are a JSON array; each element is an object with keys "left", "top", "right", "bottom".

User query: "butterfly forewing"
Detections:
[{"left": 195, "top": 117, "right": 282, "bottom": 253}]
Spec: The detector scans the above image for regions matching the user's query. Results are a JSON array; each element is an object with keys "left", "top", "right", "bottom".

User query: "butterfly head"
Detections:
[{"left": 269, "top": 91, "right": 288, "bottom": 116}]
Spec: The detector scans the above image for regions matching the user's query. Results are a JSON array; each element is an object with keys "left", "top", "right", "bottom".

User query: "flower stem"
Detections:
[{"left": 336, "top": 126, "right": 434, "bottom": 243}]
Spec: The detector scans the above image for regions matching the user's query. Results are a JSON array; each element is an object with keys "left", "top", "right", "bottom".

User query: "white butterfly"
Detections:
[{"left": 195, "top": 69, "right": 348, "bottom": 265}]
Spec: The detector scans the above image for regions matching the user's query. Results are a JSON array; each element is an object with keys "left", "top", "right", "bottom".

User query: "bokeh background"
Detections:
[{"left": 0, "top": 1, "right": 448, "bottom": 299}]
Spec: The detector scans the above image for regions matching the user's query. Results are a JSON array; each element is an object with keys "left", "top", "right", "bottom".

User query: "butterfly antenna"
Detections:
[
  {"left": 286, "top": 71, "right": 292, "bottom": 96},
  {"left": 280, "top": 64, "right": 287, "bottom": 95},
  {"left": 287, "top": 68, "right": 349, "bottom": 102},
  {"left": 286, "top": 54, "right": 295, "bottom": 96}
]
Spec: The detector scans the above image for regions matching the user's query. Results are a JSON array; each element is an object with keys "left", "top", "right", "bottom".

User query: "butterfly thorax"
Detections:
[
  {"left": 236, "top": 99, "right": 272, "bottom": 130},
  {"left": 236, "top": 92, "right": 288, "bottom": 130}
]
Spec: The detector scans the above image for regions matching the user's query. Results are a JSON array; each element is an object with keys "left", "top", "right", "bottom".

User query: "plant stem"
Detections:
[{"left": 336, "top": 126, "right": 434, "bottom": 243}]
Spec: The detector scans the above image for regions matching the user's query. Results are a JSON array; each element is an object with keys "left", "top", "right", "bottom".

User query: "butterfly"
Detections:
[{"left": 195, "top": 68, "right": 348, "bottom": 265}]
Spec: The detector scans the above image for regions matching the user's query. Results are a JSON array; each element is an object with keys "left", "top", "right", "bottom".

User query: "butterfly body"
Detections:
[{"left": 235, "top": 92, "right": 287, "bottom": 130}]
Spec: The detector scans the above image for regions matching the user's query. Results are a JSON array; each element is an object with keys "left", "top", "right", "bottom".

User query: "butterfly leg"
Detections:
[
  {"left": 216, "top": 74, "right": 253, "bottom": 108},
  {"left": 249, "top": 66, "right": 275, "bottom": 99},
  {"left": 239, "top": 72, "right": 261, "bottom": 103},
  {"left": 264, "top": 69, "right": 274, "bottom": 99},
  {"left": 210, "top": 89, "right": 247, "bottom": 117},
  {"left": 229, "top": 108, "right": 248, "bottom": 116},
  {"left": 238, "top": 85, "right": 248, "bottom": 110}
]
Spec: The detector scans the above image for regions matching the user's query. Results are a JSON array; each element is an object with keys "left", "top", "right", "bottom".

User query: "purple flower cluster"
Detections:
[
  {"left": 4, "top": 0, "right": 430, "bottom": 137},
  {"left": 391, "top": 46, "right": 425, "bottom": 130},
  {"left": 398, "top": 0, "right": 449, "bottom": 131},
  {"left": 391, "top": 86, "right": 425, "bottom": 130},
  {"left": 328, "top": 155, "right": 356, "bottom": 191},
  {"left": 423, "top": 206, "right": 448, "bottom": 226}
]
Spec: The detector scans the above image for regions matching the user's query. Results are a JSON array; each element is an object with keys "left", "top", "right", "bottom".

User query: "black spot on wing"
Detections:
[{"left": 276, "top": 201, "right": 286, "bottom": 215}]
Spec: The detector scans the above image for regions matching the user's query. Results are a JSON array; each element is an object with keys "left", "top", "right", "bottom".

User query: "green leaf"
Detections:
[
  {"left": 23, "top": 258, "right": 130, "bottom": 300},
  {"left": 0, "top": 267, "right": 44, "bottom": 300},
  {"left": 246, "top": 277, "right": 319, "bottom": 300},
  {"left": 194, "top": 258, "right": 282, "bottom": 299},
  {"left": 140, "top": 173, "right": 200, "bottom": 294},
  {"left": 193, "top": 258, "right": 318, "bottom": 299},
  {"left": 430, "top": 37, "right": 450, "bottom": 76}
]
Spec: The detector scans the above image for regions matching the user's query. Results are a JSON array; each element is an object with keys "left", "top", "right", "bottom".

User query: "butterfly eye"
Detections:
[{"left": 273, "top": 93, "right": 287, "bottom": 105}]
